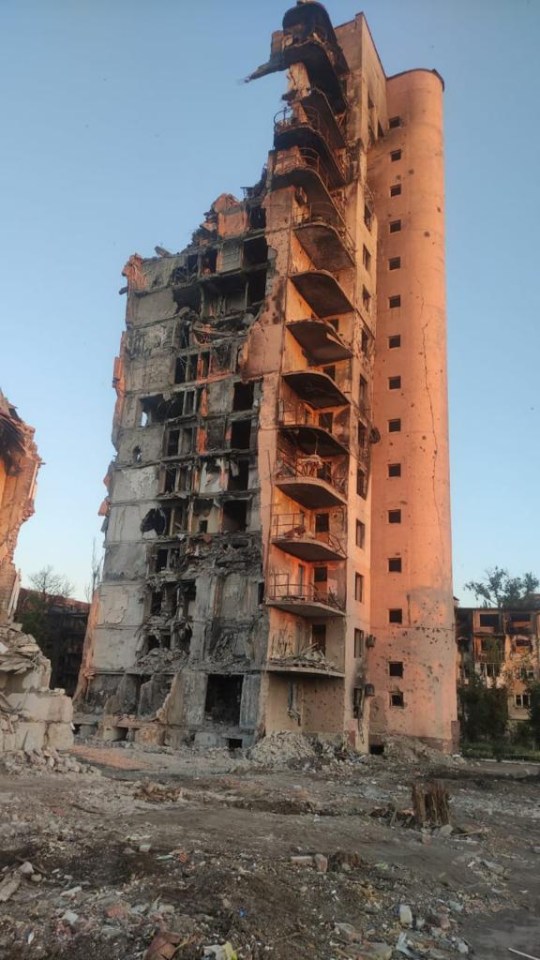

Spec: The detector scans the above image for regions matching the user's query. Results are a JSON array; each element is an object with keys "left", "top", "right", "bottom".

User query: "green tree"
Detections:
[
  {"left": 465, "top": 567, "right": 539, "bottom": 608},
  {"left": 458, "top": 673, "right": 509, "bottom": 743}
]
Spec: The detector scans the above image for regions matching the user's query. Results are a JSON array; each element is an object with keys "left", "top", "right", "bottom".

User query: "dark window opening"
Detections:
[
  {"left": 178, "top": 322, "right": 190, "bottom": 349},
  {"left": 390, "top": 691, "right": 405, "bottom": 707},
  {"left": 222, "top": 499, "right": 248, "bottom": 533},
  {"left": 356, "top": 520, "right": 365, "bottom": 548},
  {"left": 141, "top": 508, "right": 168, "bottom": 536},
  {"left": 318, "top": 411, "right": 333, "bottom": 432},
  {"left": 179, "top": 427, "right": 196, "bottom": 454},
  {"left": 249, "top": 205, "right": 266, "bottom": 230},
  {"left": 227, "top": 738, "right": 243, "bottom": 752},
  {"left": 355, "top": 573, "right": 364, "bottom": 601},
  {"left": 388, "top": 419, "right": 401, "bottom": 433},
  {"left": 390, "top": 183, "right": 402, "bottom": 197},
  {"left": 362, "top": 286, "right": 371, "bottom": 311},
  {"left": 133, "top": 446, "right": 142, "bottom": 463},
  {"left": 388, "top": 335, "right": 401, "bottom": 349},
  {"left": 357, "top": 468, "right": 367, "bottom": 498},
  {"left": 258, "top": 581, "right": 265, "bottom": 605},
  {"left": 184, "top": 390, "right": 196, "bottom": 414},
  {"left": 389, "top": 116, "right": 402, "bottom": 129},
  {"left": 230, "top": 419, "right": 251, "bottom": 450},
  {"left": 354, "top": 629, "right": 364, "bottom": 658},
  {"left": 390, "top": 149, "right": 402, "bottom": 162},
  {"left": 358, "top": 422, "right": 367, "bottom": 448},
  {"left": 389, "top": 257, "right": 401, "bottom": 270},
  {"left": 389, "top": 661, "right": 404, "bottom": 677},
  {"left": 359, "top": 376, "right": 368, "bottom": 405},
  {"left": 200, "top": 249, "right": 217, "bottom": 275},
  {"left": 188, "top": 354, "right": 198, "bottom": 381},
  {"left": 390, "top": 220, "right": 402, "bottom": 233},
  {"left": 370, "top": 743, "right": 385, "bottom": 755},
  {"left": 228, "top": 459, "right": 250, "bottom": 492},
  {"left": 389, "top": 376, "right": 401, "bottom": 390},
  {"left": 155, "top": 549, "right": 168, "bottom": 572},
  {"left": 243, "top": 236, "right": 268, "bottom": 266},
  {"left": 178, "top": 466, "right": 192, "bottom": 491},
  {"left": 205, "top": 674, "right": 243, "bottom": 725},
  {"left": 388, "top": 463, "right": 401, "bottom": 478},
  {"left": 174, "top": 357, "right": 186, "bottom": 384},
  {"left": 364, "top": 205, "right": 373, "bottom": 231},
  {"left": 199, "top": 519, "right": 208, "bottom": 533},
  {"left": 313, "top": 566, "right": 328, "bottom": 583},
  {"left": 311, "top": 624, "right": 326, "bottom": 655},
  {"left": 479, "top": 613, "right": 499, "bottom": 628},
  {"left": 145, "top": 635, "right": 160, "bottom": 653},
  {"left": 388, "top": 557, "right": 402, "bottom": 573},
  {"left": 389, "top": 295, "right": 401, "bottom": 309},
  {"left": 389, "top": 609, "right": 403, "bottom": 624},
  {"left": 362, "top": 245, "right": 371, "bottom": 271},
  {"left": 361, "top": 329, "right": 369, "bottom": 354},
  {"left": 314, "top": 512, "right": 330, "bottom": 534},
  {"left": 150, "top": 591, "right": 162, "bottom": 616},
  {"left": 233, "top": 381, "right": 254, "bottom": 411},
  {"left": 247, "top": 270, "right": 267, "bottom": 305},
  {"left": 388, "top": 509, "right": 401, "bottom": 524}
]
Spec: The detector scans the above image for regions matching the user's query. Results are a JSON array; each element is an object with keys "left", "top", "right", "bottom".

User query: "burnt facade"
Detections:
[{"left": 77, "top": 3, "right": 457, "bottom": 752}]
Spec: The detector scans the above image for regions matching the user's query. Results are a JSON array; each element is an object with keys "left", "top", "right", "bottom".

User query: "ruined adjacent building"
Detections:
[
  {"left": 16, "top": 589, "right": 89, "bottom": 697},
  {"left": 0, "top": 394, "right": 73, "bottom": 751},
  {"left": 76, "top": 2, "right": 457, "bottom": 752},
  {"left": 457, "top": 605, "right": 540, "bottom": 726}
]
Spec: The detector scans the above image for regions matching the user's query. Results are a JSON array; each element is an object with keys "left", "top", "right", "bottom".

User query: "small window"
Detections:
[
  {"left": 389, "top": 116, "right": 402, "bottom": 129},
  {"left": 390, "top": 149, "right": 402, "bottom": 162},
  {"left": 388, "top": 419, "right": 401, "bottom": 433},
  {"left": 388, "top": 509, "right": 401, "bottom": 524},
  {"left": 314, "top": 512, "right": 330, "bottom": 533},
  {"left": 389, "top": 608, "right": 403, "bottom": 624},
  {"left": 390, "top": 183, "right": 402, "bottom": 197},
  {"left": 354, "top": 629, "right": 364, "bottom": 658},
  {"left": 359, "top": 375, "right": 368, "bottom": 405},
  {"left": 362, "top": 245, "right": 371, "bottom": 271},
  {"left": 364, "top": 204, "right": 373, "bottom": 230},
  {"left": 362, "top": 286, "right": 371, "bottom": 311},
  {"left": 388, "top": 557, "right": 402, "bottom": 572},
  {"left": 388, "top": 463, "right": 401, "bottom": 478},
  {"left": 389, "top": 295, "right": 401, "bottom": 309},
  {"left": 361, "top": 329, "right": 369, "bottom": 354},
  {"left": 515, "top": 694, "right": 531, "bottom": 709},
  {"left": 390, "top": 691, "right": 405, "bottom": 707},
  {"left": 389, "top": 220, "right": 402, "bottom": 233},
  {"left": 389, "top": 257, "right": 401, "bottom": 270},
  {"left": 389, "top": 661, "right": 403, "bottom": 677},
  {"left": 314, "top": 566, "right": 327, "bottom": 583},
  {"left": 388, "top": 376, "right": 401, "bottom": 390},
  {"left": 311, "top": 624, "right": 327, "bottom": 654},
  {"left": 388, "top": 335, "right": 401, "bottom": 349},
  {"left": 356, "top": 520, "right": 365, "bottom": 548},
  {"left": 357, "top": 468, "right": 367, "bottom": 498},
  {"left": 355, "top": 573, "right": 364, "bottom": 602}
]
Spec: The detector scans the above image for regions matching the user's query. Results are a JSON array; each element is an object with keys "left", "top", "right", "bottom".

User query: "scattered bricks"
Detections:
[{"left": 314, "top": 853, "right": 328, "bottom": 874}]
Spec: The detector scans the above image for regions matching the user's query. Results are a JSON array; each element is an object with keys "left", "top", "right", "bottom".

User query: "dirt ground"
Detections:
[{"left": 0, "top": 738, "right": 538, "bottom": 960}]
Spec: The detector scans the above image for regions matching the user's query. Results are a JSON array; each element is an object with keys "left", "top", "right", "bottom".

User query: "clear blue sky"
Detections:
[{"left": 1, "top": 0, "right": 539, "bottom": 602}]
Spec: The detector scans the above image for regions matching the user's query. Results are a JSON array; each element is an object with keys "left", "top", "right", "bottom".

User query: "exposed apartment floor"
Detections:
[{"left": 0, "top": 737, "right": 538, "bottom": 960}]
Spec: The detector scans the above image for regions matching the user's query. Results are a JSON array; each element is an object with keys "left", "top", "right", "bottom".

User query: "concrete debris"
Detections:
[{"left": 0, "top": 747, "right": 101, "bottom": 776}]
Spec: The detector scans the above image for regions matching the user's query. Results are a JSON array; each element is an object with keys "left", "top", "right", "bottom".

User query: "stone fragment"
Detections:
[
  {"left": 365, "top": 943, "right": 392, "bottom": 959},
  {"left": 399, "top": 904, "right": 413, "bottom": 927},
  {"left": 314, "top": 853, "right": 328, "bottom": 873},
  {"left": 290, "top": 855, "right": 313, "bottom": 867},
  {"left": 334, "top": 922, "right": 362, "bottom": 943},
  {"left": 18, "top": 861, "right": 34, "bottom": 876},
  {"left": 62, "top": 910, "right": 79, "bottom": 928},
  {"left": 438, "top": 824, "right": 453, "bottom": 837}
]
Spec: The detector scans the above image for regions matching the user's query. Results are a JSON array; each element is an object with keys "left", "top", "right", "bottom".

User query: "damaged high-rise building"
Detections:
[{"left": 76, "top": 2, "right": 457, "bottom": 752}]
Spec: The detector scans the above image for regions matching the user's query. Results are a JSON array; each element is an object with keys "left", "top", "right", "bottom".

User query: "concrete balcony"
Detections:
[
  {"left": 271, "top": 148, "right": 345, "bottom": 219},
  {"left": 278, "top": 400, "right": 349, "bottom": 456},
  {"left": 290, "top": 270, "right": 354, "bottom": 318},
  {"left": 271, "top": 512, "right": 346, "bottom": 562},
  {"left": 248, "top": 30, "right": 348, "bottom": 114},
  {"left": 266, "top": 658, "right": 344, "bottom": 678},
  {"left": 274, "top": 108, "right": 348, "bottom": 189},
  {"left": 274, "top": 453, "right": 347, "bottom": 508},
  {"left": 287, "top": 317, "right": 352, "bottom": 365},
  {"left": 294, "top": 206, "right": 354, "bottom": 270},
  {"left": 266, "top": 582, "right": 345, "bottom": 619},
  {"left": 282, "top": 370, "right": 349, "bottom": 408}
]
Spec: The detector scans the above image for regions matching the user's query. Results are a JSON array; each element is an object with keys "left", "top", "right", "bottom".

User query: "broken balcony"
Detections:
[
  {"left": 274, "top": 107, "right": 348, "bottom": 189},
  {"left": 271, "top": 512, "right": 346, "bottom": 562},
  {"left": 278, "top": 400, "right": 349, "bottom": 455},
  {"left": 266, "top": 581, "right": 345, "bottom": 619},
  {"left": 290, "top": 270, "right": 354, "bottom": 318},
  {"left": 266, "top": 652, "right": 344, "bottom": 678},
  {"left": 282, "top": 369, "right": 349, "bottom": 408},
  {"left": 274, "top": 451, "right": 347, "bottom": 508},
  {"left": 271, "top": 147, "right": 345, "bottom": 219},
  {"left": 294, "top": 204, "right": 354, "bottom": 269},
  {"left": 287, "top": 316, "right": 352, "bottom": 364}
]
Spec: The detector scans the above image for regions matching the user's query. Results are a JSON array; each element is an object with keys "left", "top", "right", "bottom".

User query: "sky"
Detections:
[{"left": 1, "top": 0, "right": 539, "bottom": 603}]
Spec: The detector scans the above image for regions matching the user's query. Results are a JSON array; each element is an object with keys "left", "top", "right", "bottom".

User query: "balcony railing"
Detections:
[
  {"left": 266, "top": 580, "right": 345, "bottom": 617},
  {"left": 274, "top": 106, "right": 348, "bottom": 182},
  {"left": 271, "top": 512, "right": 346, "bottom": 561},
  {"left": 294, "top": 203, "right": 355, "bottom": 266},
  {"left": 272, "top": 147, "right": 346, "bottom": 218}
]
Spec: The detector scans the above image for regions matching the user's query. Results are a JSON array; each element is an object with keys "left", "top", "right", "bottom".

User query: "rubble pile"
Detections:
[
  {"left": 247, "top": 731, "right": 349, "bottom": 768},
  {"left": 0, "top": 622, "right": 73, "bottom": 752},
  {"left": 0, "top": 746, "right": 100, "bottom": 776}
]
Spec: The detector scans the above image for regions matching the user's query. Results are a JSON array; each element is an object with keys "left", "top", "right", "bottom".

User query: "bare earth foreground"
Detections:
[{"left": 0, "top": 738, "right": 538, "bottom": 960}]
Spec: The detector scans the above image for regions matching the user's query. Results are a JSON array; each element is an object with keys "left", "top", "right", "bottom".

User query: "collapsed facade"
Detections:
[
  {"left": 76, "top": 2, "right": 457, "bottom": 752},
  {"left": 457, "top": 605, "right": 540, "bottom": 726},
  {"left": 0, "top": 393, "right": 73, "bottom": 751}
]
